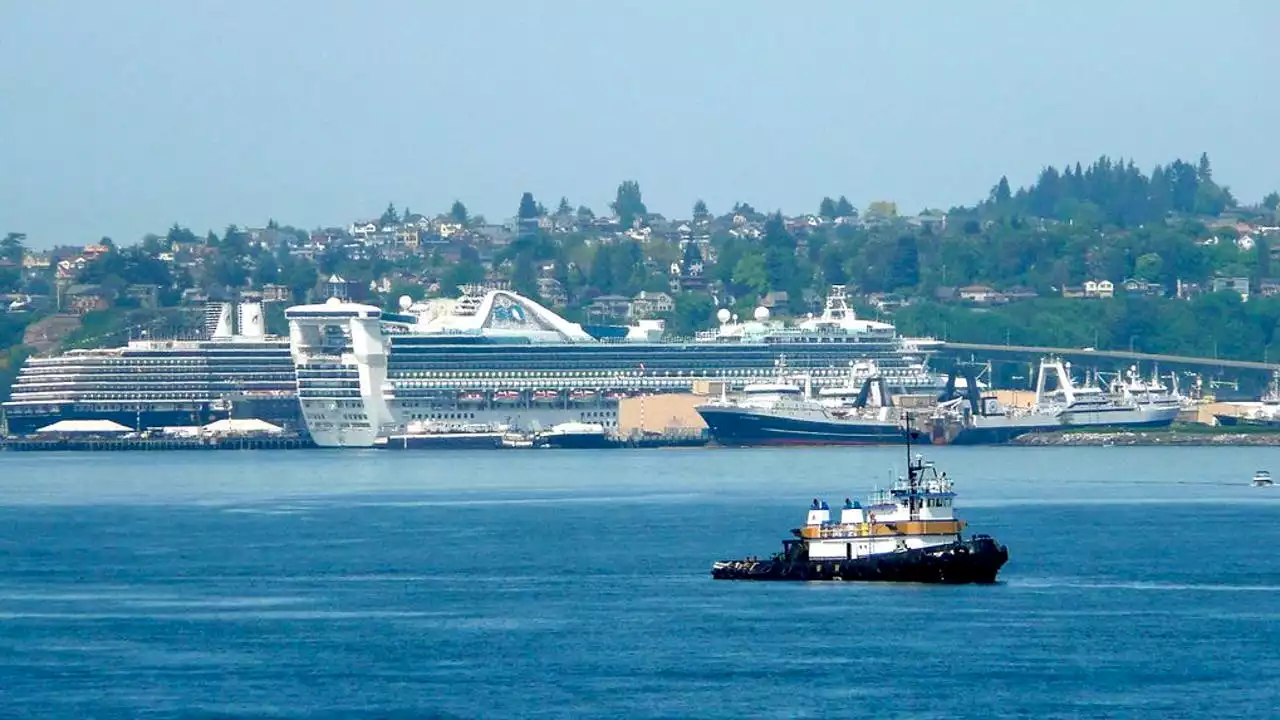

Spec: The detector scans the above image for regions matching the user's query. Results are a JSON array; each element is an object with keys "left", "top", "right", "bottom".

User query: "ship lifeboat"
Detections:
[
  {"left": 569, "top": 389, "right": 597, "bottom": 403},
  {"left": 605, "top": 390, "right": 630, "bottom": 400},
  {"left": 532, "top": 389, "right": 560, "bottom": 404},
  {"left": 493, "top": 390, "right": 522, "bottom": 403},
  {"left": 458, "top": 391, "right": 486, "bottom": 404}
]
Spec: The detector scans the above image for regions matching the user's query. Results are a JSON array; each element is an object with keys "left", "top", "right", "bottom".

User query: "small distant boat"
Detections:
[
  {"left": 501, "top": 432, "right": 535, "bottom": 449},
  {"left": 534, "top": 421, "right": 615, "bottom": 449},
  {"left": 1253, "top": 470, "right": 1273, "bottom": 487}
]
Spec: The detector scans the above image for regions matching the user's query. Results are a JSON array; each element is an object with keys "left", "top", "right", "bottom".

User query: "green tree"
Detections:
[
  {"left": 253, "top": 256, "right": 280, "bottom": 286},
  {"left": 1262, "top": 192, "right": 1280, "bottom": 211},
  {"left": 379, "top": 203, "right": 399, "bottom": 227},
  {"left": 1, "top": 232, "right": 26, "bottom": 264},
  {"left": 732, "top": 253, "right": 769, "bottom": 297},
  {"left": 990, "top": 176, "right": 1013, "bottom": 205},
  {"left": 693, "top": 199, "right": 710, "bottom": 223},
  {"left": 589, "top": 244, "right": 615, "bottom": 293},
  {"left": 576, "top": 205, "right": 595, "bottom": 224},
  {"left": 611, "top": 180, "right": 647, "bottom": 229},
  {"left": 1134, "top": 252, "right": 1163, "bottom": 283},
  {"left": 834, "top": 196, "right": 856, "bottom": 218},
  {"left": 511, "top": 252, "right": 540, "bottom": 300},
  {"left": 662, "top": 293, "right": 716, "bottom": 337},
  {"left": 1197, "top": 152, "right": 1213, "bottom": 181},
  {"left": 819, "top": 197, "right": 837, "bottom": 219},
  {"left": 761, "top": 212, "right": 797, "bottom": 292},
  {"left": 556, "top": 197, "right": 572, "bottom": 217},
  {"left": 282, "top": 260, "right": 318, "bottom": 302},
  {"left": 518, "top": 192, "right": 539, "bottom": 220},
  {"left": 887, "top": 235, "right": 920, "bottom": 290},
  {"left": 450, "top": 200, "right": 469, "bottom": 226},
  {"left": 442, "top": 254, "right": 485, "bottom": 296},
  {"left": 166, "top": 224, "right": 199, "bottom": 248}
]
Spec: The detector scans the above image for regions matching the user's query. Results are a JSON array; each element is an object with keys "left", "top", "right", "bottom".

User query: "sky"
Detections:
[{"left": 2, "top": 1, "right": 1277, "bottom": 248}]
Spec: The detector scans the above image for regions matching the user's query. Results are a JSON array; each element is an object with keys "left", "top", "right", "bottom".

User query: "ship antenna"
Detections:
[{"left": 903, "top": 409, "right": 913, "bottom": 480}]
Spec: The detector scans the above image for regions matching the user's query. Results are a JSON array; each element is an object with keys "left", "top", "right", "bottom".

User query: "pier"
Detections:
[{"left": 0, "top": 434, "right": 315, "bottom": 452}]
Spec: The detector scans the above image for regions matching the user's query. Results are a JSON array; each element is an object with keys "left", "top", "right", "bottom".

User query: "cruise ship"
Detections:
[
  {"left": 285, "top": 285, "right": 946, "bottom": 447},
  {"left": 2, "top": 302, "right": 298, "bottom": 436}
]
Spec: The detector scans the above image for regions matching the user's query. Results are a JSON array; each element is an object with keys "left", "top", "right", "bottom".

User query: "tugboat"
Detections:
[{"left": 711, "top": 425, "right": 1009, "bottom": 583}]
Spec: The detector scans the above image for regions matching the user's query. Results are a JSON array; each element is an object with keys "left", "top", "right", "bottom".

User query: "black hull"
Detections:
[
  {"left": 537, "top": 433, "right": 617, "bottom": 449},
  {"left": 712, "top": 535, "right": 1008, "bottom": 584},
  {"left": 697, "top": 407, "right": 926, "bottom": 447}
]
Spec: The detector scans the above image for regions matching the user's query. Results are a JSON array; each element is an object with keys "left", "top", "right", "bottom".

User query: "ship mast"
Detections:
[
  {"left": 903, "top": 410, "right": 913, "bottom": 481},
  {"left": 904, "top": 410, "right": 921, "bottom": 520}
]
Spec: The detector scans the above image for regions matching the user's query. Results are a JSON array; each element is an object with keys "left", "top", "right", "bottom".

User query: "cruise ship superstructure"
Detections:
[
  {"left": 285, "top": 285, "right": 945, "bottom": 448},
  {"left": 2, "top": 301, "right": 297, "bottom": 435}
]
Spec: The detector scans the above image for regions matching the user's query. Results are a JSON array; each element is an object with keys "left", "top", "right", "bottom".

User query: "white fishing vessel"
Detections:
[{"left": 928, "top": 358, "right": 1180, "bottom": 444}]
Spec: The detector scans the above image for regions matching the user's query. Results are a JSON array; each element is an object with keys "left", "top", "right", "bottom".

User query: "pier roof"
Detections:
[{"left": 35, "top": 419, "right": 132, "bottom": 434}]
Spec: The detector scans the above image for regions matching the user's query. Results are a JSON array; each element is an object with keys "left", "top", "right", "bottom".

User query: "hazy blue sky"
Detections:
[{"left": 3, "top": 1, "right": 1277, "bottom": 247}]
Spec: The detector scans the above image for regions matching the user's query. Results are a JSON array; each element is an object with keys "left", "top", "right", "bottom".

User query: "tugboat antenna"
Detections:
[{"left": 903, "top": 409, "right": 912, "bottom": 478}]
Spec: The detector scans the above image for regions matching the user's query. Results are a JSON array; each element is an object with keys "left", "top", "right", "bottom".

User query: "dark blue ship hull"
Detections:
[{"left": 697, "top": 406, "right": 924, "bottom": 447}]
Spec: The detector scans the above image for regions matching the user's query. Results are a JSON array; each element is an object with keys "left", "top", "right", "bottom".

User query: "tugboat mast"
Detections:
[{"left": 903, "top": 410, "right": 921, "bottom": 520}]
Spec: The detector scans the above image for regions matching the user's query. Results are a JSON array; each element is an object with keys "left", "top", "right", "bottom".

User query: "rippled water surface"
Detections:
[{"left": 1, "top": 446, "right": 1278, "bottom": 718}]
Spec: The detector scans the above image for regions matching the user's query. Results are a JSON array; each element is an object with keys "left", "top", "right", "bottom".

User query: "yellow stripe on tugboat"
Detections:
[{"left": 798, "top": 519, "right": 965, "bottom": 539}]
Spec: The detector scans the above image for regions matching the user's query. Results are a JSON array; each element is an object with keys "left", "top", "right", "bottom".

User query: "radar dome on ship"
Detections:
[
  {"left": 325, "top": 296, "right": 342, "bottom": 306},
  {"left": 753, "top": 306, "right": 770, "bottom": 322},
  {"left": 716, "top": 308, "right": 731, "bottom": 324},
  {"left": 398, "top": 295, "right": 413, "bottom": 310}
]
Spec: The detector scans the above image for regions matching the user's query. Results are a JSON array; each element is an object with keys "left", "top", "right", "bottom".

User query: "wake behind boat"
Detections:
[{"left": 711, "top": 428, "right": 1008, "bottom": 583}]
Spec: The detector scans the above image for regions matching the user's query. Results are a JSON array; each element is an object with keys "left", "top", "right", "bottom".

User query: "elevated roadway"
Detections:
[{"left": 937, "top": 342, "right": 1278, "bottom": 373}]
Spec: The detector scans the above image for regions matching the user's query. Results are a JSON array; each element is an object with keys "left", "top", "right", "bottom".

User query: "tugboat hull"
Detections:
[{"left": 711, "top": 535, "right": 1008, "bottom": 584}]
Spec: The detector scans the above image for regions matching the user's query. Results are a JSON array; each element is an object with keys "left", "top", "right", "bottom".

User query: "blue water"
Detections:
[{"left": 1, "top": 447, "right": 1278, "bottom": 718}]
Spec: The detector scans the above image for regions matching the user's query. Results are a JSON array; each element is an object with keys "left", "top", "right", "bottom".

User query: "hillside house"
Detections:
[
  {"left": 1083, "top": 280, "right": 1114, "bottom": 299},
  {"left": 1211, "top": 276, "right": 1250, "bottom": 301},
  {"left": 631, "top": 291, "right": 674, "bottom": 318},
  {"left": 64, "top": 284, "right": 110, "bottom": 314},
  {"left": 584, "top": 295, "right": 631, "bottom": 321},
  {"left": 958, "top": 285, "right": 1003, "bottom": 304}
]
